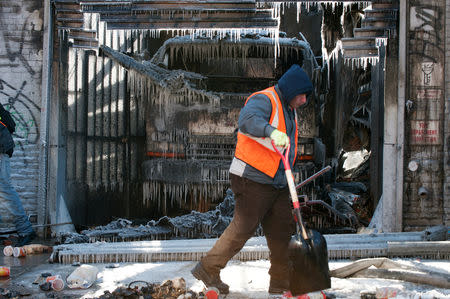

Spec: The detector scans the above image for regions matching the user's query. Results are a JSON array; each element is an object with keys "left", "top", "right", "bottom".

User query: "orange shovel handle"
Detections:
[{"left": 271, "top": 140, "right": 309, "bottom": 240}]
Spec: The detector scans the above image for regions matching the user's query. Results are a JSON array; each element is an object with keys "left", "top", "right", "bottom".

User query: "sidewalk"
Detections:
[{"left": 1, "top": 237, "right": 450, "bottom": 299}]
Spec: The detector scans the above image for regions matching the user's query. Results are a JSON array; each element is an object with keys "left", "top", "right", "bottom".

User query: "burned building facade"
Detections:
[{"left": 0, "top": 0, "right": 449, "bottom": 234}]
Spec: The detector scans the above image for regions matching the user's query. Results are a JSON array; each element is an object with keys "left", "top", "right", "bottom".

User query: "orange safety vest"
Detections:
[{"left": 235, "top": 86, "right": 298, "bottom": 178}]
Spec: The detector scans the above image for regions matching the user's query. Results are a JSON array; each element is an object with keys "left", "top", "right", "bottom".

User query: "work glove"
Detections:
[{"left": 270, "top": 129, "right": 290, "bottom": 148}]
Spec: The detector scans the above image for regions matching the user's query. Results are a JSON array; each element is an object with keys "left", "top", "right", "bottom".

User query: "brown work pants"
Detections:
[{"left": 201, "top": 174, "right": 295, "bottom": 282}]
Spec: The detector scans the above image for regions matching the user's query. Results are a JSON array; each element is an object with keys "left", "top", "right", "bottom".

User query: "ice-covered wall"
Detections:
[{"left": 0, "top": 1, "right": 43, "bottom": 227}]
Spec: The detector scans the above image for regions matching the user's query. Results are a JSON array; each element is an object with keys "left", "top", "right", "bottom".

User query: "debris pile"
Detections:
[
  {"left": 326, "top": 181, "right": 370, "bottom": 225},
  {"left": 58, "top": 190, "right": 238, "bottom": 244},
  {"left": 92, "top": 277, "right": 198, "bottom": 299},
  {"left": 0, "top": 287, "right": 22, "bottom": 298},
  {"left": 57, "top": 180, "right": 379, "bottom": 244},
  {"left": 298, "top": 179, "right": 371, "bottom": 234}
]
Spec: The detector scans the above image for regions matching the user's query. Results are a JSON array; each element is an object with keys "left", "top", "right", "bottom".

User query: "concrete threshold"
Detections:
[{"left": 51, "top": 232, "right": 450, "bottom": 264}]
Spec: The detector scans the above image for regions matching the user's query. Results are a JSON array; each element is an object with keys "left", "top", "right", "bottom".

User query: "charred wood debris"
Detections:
[
  {"left": 0, "top": 277, "right": 201, "bottom": 299},
  {"left": 58, "top": 176, "right": 372, "bottom": 245}
]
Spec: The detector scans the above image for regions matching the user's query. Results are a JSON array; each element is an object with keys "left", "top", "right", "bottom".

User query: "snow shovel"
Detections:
[{"left": 271, "top": 141, "right": 331, "bottom": 296}]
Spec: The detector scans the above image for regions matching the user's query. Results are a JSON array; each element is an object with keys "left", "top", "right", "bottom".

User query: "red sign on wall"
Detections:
[
  {"left": 415, "top": 88, "right": 442, "bottom": 100},
  {"left": 410, "top": 120, "right": 441, "bottom": 145}
]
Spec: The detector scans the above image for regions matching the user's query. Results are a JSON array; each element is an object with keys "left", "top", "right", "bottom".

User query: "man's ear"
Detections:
[{"left": 299, "top": 94, "right": 312, "bottom": 109}]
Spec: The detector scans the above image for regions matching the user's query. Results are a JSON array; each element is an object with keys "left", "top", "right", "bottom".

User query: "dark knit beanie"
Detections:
[{"left": 278, "top": 64, "right": 313, "bottom": 103}]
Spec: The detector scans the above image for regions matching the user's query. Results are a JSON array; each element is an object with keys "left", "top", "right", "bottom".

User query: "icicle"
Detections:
[{"left": 376, "top": 37, "right": 388, "bottom": 48}]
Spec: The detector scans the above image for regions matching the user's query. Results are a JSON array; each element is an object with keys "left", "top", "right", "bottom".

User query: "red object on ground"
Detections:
[
  {"left": 282, "top": 291, "right": 326, "bottom": 299},
  {"left": 204, "top": 287, "right": 219, "bottom": 299},
  {"left": 0, "top": 266, "right": 10, "bottom": 277}
]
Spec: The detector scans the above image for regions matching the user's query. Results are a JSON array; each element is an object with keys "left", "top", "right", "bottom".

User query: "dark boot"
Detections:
[
  {"left": 191, "top": 262, "right": 229, "bottom": 294},
  {"left": 268, "top": 278, "right": 289, "bottom": 295},
  {"left": 15, "top": 231, "right": 36, "bottom": 247}
]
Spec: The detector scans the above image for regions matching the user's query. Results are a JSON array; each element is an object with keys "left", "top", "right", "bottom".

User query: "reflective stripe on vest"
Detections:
[{"left": 234, "top": 86, "right": 298, "bottom": 178}]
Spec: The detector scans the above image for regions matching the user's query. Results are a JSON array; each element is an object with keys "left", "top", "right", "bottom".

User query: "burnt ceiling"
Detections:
[{"left": 52, "top": 0, "right": 376, "bottom": 50}]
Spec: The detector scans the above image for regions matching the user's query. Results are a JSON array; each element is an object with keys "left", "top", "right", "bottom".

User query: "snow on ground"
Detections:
[
  {"left": 13, "top": 258, "right": 450, "bottom": 298},
  {"left": 328, "top": 259, "right": 450, "bottom": 299}
]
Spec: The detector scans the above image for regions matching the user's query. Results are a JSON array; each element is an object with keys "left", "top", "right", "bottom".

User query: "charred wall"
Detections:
[
  {"left": 140, "top": 35, "right": 320, "bottom": 216},
  {"left": 270, "top": 3, "right": 323, "bottom": 57},
  {"left": 62, "top": 28, "right": 152, "bottom": 227},
  {"left": 403, "top": 0, "right": 447, "bottom": 230},
  {"left": 445, "top": 0, "right": 450, "bottom": 226},
  {"left": 318, "top": 4, "right": 372, "bottom": 170}
]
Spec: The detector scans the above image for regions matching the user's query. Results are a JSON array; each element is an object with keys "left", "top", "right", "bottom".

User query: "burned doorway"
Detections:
[
  {"left": 111, "top": 32, "right": 321, "bottom": 218},
  {"left": 60, "top": 29, "right": 322, "bottom": 227}
]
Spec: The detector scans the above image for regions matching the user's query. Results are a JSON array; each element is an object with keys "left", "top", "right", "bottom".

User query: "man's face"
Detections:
[{"left": 289, "top": 94, "right": 307, "bottom": 109}]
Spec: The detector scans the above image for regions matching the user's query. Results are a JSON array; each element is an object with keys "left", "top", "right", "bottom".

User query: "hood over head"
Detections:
[{"left": 278, "top": 64, "right": 313, "bottom": 104}]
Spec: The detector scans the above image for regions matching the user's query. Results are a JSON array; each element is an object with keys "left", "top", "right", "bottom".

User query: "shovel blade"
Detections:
[{"left": 288, "top": 229, "right": 331, "bottom": 296}]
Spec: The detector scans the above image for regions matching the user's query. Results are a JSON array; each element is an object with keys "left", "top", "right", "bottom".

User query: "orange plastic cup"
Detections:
[{"left": 12, "top": 247, "right": 26, "bottom": 258}]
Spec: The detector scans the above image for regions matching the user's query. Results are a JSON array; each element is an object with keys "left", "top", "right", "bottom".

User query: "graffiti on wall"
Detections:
[
  {"left": 409, "top": 2, "right": 444, "bottom": 146},
  {"left": 1, "top": 29, "right": 36, "bottom": 76},
  {"left": 411, "top": 62, "right": 443, "bottom": 89},
  {"left": 402, "top": 0, "right": 446, "bottom": 228},
  {"left": 0, "top": 79, "right": 40, "bottom": 158},
  {"left": 0, "top": 2, "right": 43, "bottom": 76},
  {"left": 409, "top": 4, "right": 443, "bottom": 62},
  {"left": 421, "top": 62, "right": 434, "bottom": 86},
  {"left": 0, "top": 2, "right": 42, "bottom": 160}
]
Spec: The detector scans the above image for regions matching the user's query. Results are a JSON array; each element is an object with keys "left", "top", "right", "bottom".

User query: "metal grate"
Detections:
[{"left": 186, "top": 135, "right": 235, "bottom": 160}]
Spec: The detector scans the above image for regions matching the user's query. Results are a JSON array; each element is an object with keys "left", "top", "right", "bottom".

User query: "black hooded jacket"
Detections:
[
  {"left": 0, "top": 104, "right": 14, "bottom": 157},
  {"left": 0, "top": 125, "right": 14, "bottom": 157}
]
